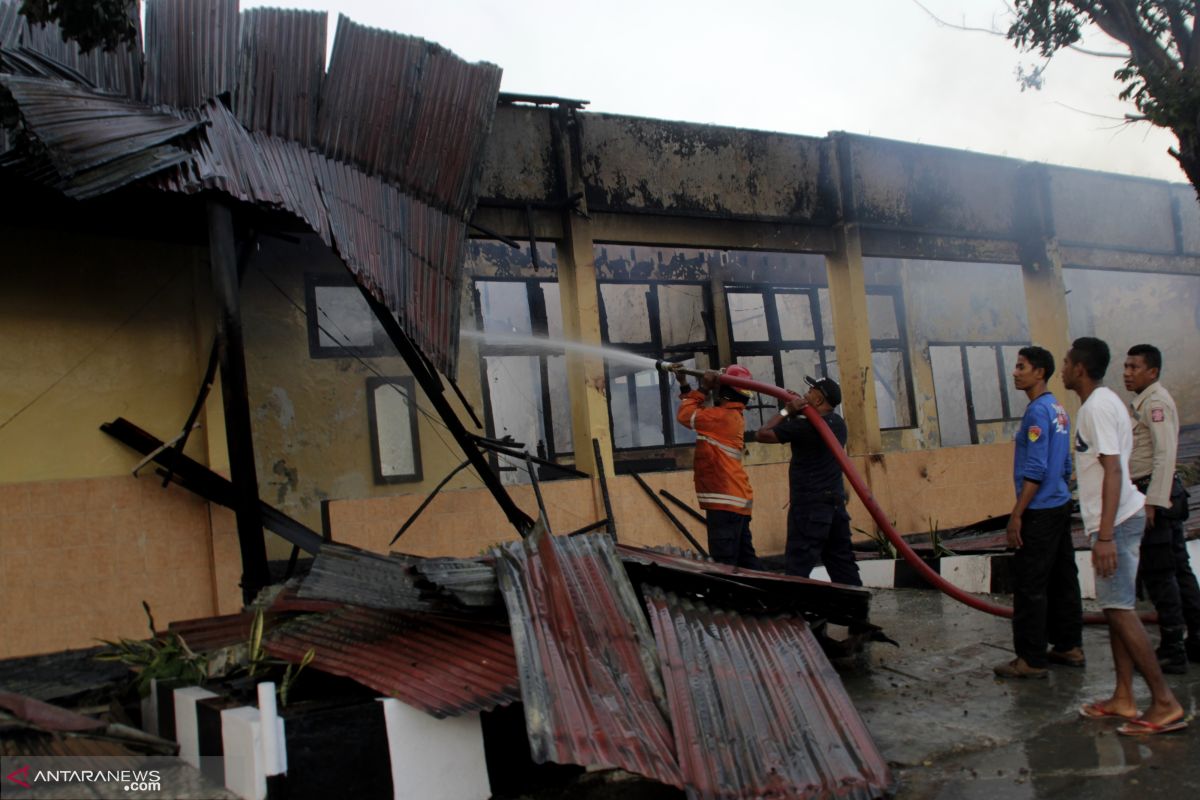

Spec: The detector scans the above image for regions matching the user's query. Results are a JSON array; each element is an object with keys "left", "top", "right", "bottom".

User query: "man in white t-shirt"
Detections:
[{"left": 1063, "top": 337, "right": 1185, "bottom": 735}]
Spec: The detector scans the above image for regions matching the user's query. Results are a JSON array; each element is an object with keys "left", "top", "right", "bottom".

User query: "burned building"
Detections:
[{"left": 2, "top": 0, "right": 1199, "bottom": 663}]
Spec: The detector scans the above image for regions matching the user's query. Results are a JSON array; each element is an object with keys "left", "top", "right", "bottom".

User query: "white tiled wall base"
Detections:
[
  {"left": 378, "top": 698, "right": 491, "bottom": 800},
  {"left": 825, "top": 538, "right": 1200, "bottom": 599}
]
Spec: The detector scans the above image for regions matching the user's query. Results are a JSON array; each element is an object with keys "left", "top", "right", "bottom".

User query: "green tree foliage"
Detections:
[
  {"left": 19, "top": 0, "right": 138, "bottom": 53},
  {"left": 1007, "top": 1, "right": 1200, "bottom": 201}
]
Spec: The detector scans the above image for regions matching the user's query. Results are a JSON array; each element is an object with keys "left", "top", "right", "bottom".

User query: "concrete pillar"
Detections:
[
  {"left": 1020, "top": 243, "right": 1076, "bottom": 416},
  {"left": 558, "top": 211, "right": 614, "bottom": 477},
  {"left": 1016, "top": 165, "right": 1076, "bottom": 417},
  {"left": 553, "top": 109, "right": 614, "bottom": 478},
  {"left": 826, "top": 223, "right": 882, "bottom": 455}
]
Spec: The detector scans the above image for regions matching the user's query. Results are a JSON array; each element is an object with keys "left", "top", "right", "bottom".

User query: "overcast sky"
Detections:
[{"left": 243, "top": 0, "right": 1184, "bottom": 184}]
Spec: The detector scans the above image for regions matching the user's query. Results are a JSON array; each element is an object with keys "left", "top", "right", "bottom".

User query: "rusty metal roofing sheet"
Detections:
[
  {"left": 0, "top": 735, "right": 133, "bottom": 759},
  {"left": 265, "top": 605, "right": 520, "bottom": 718},
  {"left": 144, "top": 0, "right": 238, "bottom": 108},
  {"left": 297, "top": 542, "right": 435, "bottom": 611},
  {"left": 0, "top": 0, "right": 500, "bottom": 378},
  {"left": 617, "top": 543, "right": 872, "bottom": 628},
  {"left": 0, "top": 692, "right": 106, "bottom": 733},
  {"left": 168, "top": 612, "right": 256, "bottom": 653},
  {"left": 315, "top": 16, "right": 425, "bottom": 187},
  {"left": 315, "top": 14, "right": 500, "bottom": 218},
  {"left": 643, "top": 588, "right": 894, "bottom": 800},
  {"left": 495, "top": 531, "right": 682, "bottom": 787},
  {"left": 0, "top": 73, "right": 198, "bottom": 198},
  {"left": 234, "top": 7, "right": 326, "bottom": 146}
]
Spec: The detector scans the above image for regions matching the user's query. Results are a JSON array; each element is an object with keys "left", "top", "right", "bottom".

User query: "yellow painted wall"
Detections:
[
  {"left": 0, "top": 223, "right": 243, "bottom": 657},
  {"left": 239, "top": 236, "right": 488, "bottom": 557},
  {"left": 0, "top": 225, "right": 213, "bottom": 480},
  {"left": 1064, "top": 268, "right": 1200, "bottom": 427},
  {"left": 329, "top": 441, "right": 1016, "bottom": 557}
]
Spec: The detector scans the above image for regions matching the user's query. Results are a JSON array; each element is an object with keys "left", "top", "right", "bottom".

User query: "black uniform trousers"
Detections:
[
  {"left": 706, "top": 509, "right": 763, "bottom": 570},
  {"left": 1011, "top": 500, "right": 1082, "bottom": 668},
  {"left": 1138, "top": 479, "right": 1200, "bottom": 635},
  {"left": 785, "top": 495, "right": 861, "bottom": 586}
]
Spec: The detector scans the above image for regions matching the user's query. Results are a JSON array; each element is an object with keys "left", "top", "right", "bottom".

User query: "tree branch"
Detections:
[
  {"left": 1094, "top": 0, "right": 1180, "bottom": 75},
  {"left": 915, "top": 0, "right": 1125, "bottom": 57},
  {"left": 1160, "top": 0, "right": 1192, "bottom": 67}
]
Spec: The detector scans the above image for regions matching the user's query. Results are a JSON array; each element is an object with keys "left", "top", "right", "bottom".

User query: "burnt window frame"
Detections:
[
  {"left": 471, "top": 277, "right": 573, "bottom": 476},
  {"left": 365, "top": 376, "right": 423, "bottom": 484},
  {"left": 864, "top": 286, "right": 918, "bottom": 431},
  {"left": 596, "top": 278, "right": 717, "bottom": 453},
  {"left": 724, "top": 283, "right": 833, "bottom": 429},
  {"left": 304, "top": 273, "right": 390, "bottom": 359},
  {"left": 928, "top": 340, "right": 1028, "bottom": 446},
  {"left": 724, "top": 283, "right": 917, "bottom": 431}
]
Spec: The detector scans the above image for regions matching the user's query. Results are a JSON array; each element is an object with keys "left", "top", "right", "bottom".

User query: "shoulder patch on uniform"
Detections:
[
  {"left": 1151, "top": 407, "right": 1165, "bottom": 423},
  {"left": 1027, "top": 425, "right": 1041, "bottom": 442}
]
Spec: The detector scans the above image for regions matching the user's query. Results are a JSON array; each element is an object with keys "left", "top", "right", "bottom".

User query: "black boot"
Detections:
[
  {"left": 1187, "top": 632, "right": 1200, "bottom": 664},
  {"left": 1156, "top": 626, "right": 1188, "bottom": 675}
]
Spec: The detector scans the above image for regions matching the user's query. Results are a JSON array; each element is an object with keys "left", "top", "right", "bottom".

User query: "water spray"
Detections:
[{"left": 656, "top": 360, "right": 1132, "bottom": 626}]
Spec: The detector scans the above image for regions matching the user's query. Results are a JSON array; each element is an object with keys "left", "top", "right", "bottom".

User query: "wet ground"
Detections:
[{"left": 846, "top": 588, "right": 1200, "bottom": 799}]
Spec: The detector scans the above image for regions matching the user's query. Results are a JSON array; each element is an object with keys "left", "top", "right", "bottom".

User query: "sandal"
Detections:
[
  {"left": 1116, "top": 716, "right": 1189, "bottom": 736},
  {"left": 1078, "top": 702, "right": 1136, "bottom": 720}
]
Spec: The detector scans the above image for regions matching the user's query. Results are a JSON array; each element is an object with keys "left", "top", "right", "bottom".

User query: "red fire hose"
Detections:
[{"left": 681, "top": 367, "right": 1141, "bottom": 626}]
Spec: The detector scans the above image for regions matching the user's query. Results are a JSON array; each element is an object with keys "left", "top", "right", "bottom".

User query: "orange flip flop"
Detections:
[
  {"left": 1116, "top": 716, "right": 1189, "bottom": 736},
  {"left": 1079, "top": 702, "right": 1136, "bottom": 720}
]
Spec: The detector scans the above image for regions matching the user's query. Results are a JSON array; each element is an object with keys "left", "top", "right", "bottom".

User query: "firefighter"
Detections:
[{"left": 675, "top": 365, "right": 762, "bottom": 568}]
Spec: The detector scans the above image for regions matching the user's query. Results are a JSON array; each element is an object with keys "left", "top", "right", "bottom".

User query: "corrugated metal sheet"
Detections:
[
  {"left": 412, "top": 555, "right": 499, "bottom": 608},
  {"left": 143, "top": 0, "right": 238, "bottom": 108},
  {"left": 16, "top": 3, "right": 142, "bottom": 98},
  {"left": 314, "top": 14, "right": 501, "bottom": 217},
  {"left": 643, "top": 588, "right": 894, "bottom": 800},
  {"left": 1, "top": 0, "right": 500, "bottom": 377},
  {"left": 297, "top": 542, "right": 434, "bottom": 611},
  {"left": 234, "top": 8, "right": 326, "bottom": 146},
  {"left": 0, "top": 692, "right": 106, "bottom": 732},
  {"left": 168, "top": 612, "right": 256, "bottom": 653},
  {"left": 0, "top": 735, "right": 133, "bottom": 759},
  {"left": 0, "top": 1, "right": 20, "bottom": 48},
  {"left": 265, "top": 605, "right": 520, "bottom": 718},
  {"left": 495, "top": 531, "right": 683, "bottom": 788},
  {"left": 0, "top": 73, "right": 198, "bottom": 198},
  {"left": 618, "top": 544, "right": 873, "bottom": 628}
]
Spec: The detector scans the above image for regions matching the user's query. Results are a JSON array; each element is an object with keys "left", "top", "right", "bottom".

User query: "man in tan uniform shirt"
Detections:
[{"left": 1124, "top": 344, "right": 1200, "bottom": 672}]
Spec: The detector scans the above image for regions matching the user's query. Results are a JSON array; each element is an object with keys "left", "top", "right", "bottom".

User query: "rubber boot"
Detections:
[{"left": 1156, "top": 626, "right": 1188, "bottom": 675}]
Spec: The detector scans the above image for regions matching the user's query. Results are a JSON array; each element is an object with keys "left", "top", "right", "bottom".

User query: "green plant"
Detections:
[
  {"left": 95, "top": 603, "right": 206, "bottom": 697},
  {"left": 927, "top": 518, "right": 956, "bottom": 559},
  {"left": 279, "top": 649, "right": 316, "bottom": 707},
  {"left": 854, "top": 525, "right": 896, "bottom": 559}
]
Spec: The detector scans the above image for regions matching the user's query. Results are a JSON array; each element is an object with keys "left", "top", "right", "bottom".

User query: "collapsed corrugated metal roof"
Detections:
[
  {"left": 168, "top": 612, "right": 257, "bottom": 653},
  {"left": 618, "top": 543, "right": 873, "bottom": 628},
  {"left": 0, "top": 0, "right": 500, "bottom": 377},
  {"left": 495, "top": 531, "right": 683, "bottom": 788},
  {"left": 643, "top": 587, "right": 894, "bottom": 800},
  {"left": 0, "top": 691, "right": 106, "bottom": 733},
  {"left": 265, "top": 605, "right": 520, "bottom": 718},
  {"left": 298, "top": 543, "right": 436, "bottom": 612}
]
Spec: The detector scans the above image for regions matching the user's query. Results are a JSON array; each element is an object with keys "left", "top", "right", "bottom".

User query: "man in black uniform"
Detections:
[{"left": 756, "top": 376, "right": 860, "bottom": 586}]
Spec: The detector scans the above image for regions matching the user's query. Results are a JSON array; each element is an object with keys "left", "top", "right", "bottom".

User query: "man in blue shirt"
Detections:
[{"left": 995, "top": 346, "right": 1084, "bottom": 679}]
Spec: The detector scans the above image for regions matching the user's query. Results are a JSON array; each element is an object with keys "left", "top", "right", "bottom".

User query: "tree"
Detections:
[
  {"left": 19, "top": 0, "right": 138, "bottom": 53},
  {"left": 1007, "top": 1, "right": 1200, "bottom": 202}
]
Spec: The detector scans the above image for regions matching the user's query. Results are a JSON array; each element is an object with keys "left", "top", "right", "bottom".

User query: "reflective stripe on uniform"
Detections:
[
  {"left": 696, "top": 492, "right": 753, "bottom": 509},
  {"left": 696, "top": 433, "right": 742, "bottom": 460}
]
